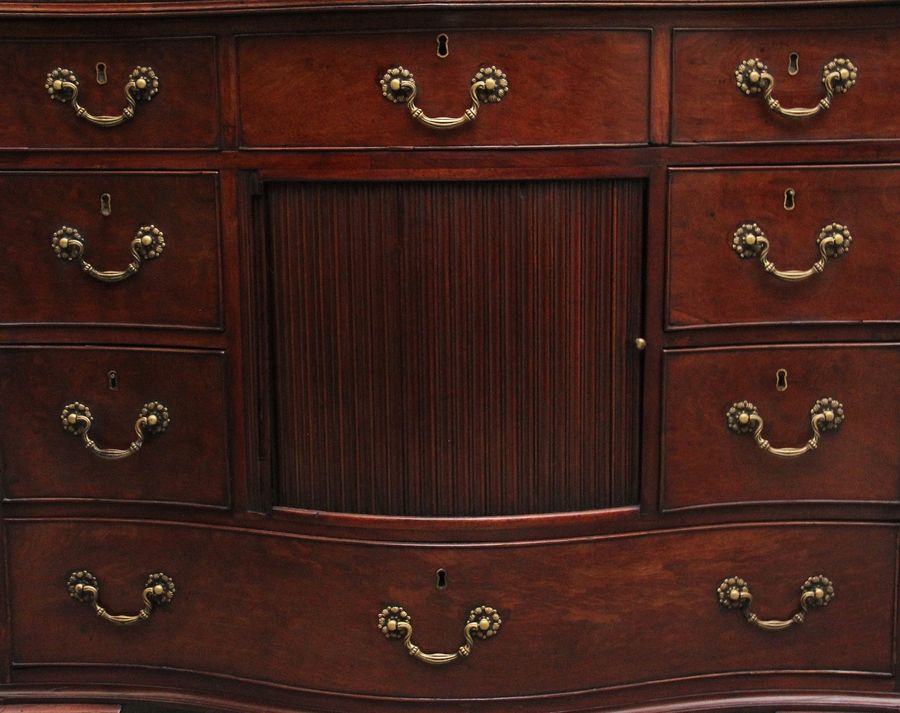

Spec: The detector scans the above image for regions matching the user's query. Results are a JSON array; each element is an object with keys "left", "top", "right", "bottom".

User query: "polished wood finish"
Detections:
[
  {"left": 0, "top": 37, "right": 219, "bottom": 150},
  {"left": 268, "top": 180, "right": 642, "bottom": 515},
  {"left": 672, "top": 28, "right": 900, "bottom": 144},
  {"left": 0, "top": 3, "right": 895, "bottom": 713},
  {"left": 7, "top": 519, "right": 896, "bottom": 698},
  {"left": 0, "top": 347, "right": 229, "bottom": 507},
  {"left": 667, "top": 165, "right": 900, "bottom": 329},
  {"left": 0, "top": 707, "right": 120, "bottom": 712},
  {"left": 237, "top": 30, "right": 651, "bottom": 148},
  {"left": 0, "top": 172, "right": 222, "bottom": 330},
  {"left": 662, "top": 343, "right": 900, "bottom": 510}
]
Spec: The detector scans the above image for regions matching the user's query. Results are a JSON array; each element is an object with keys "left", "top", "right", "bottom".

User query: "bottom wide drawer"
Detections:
[{"left": 6, "top": 520, "right": 896, "bottom": 698}]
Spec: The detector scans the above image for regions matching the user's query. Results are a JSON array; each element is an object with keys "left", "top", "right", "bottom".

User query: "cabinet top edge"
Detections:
[{"left": 0, "top": 0, "right": 893, "bottom": 17}]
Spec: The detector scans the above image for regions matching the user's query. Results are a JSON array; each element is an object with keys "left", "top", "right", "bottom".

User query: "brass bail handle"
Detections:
[
  {"left": 732, "top": 222, "right": 852, "bottom": 282},
  {"left": 718, "top": 575, "right": 834, "bottom": 630},
  {"left": 380, "top": 65, "right": 509, "bottom": 130},
  {"left": 46, "top": 66, "right": 160, "bottom": 127},
  {"left": 727, "top": 397, "right": 844, "bottom": 458},
  {"left": 379, "top": 604, "right": 502, "bottom": 665},
  {"left": 68, "top": 570, "right": 175, "bottom": 625},
  {"left": 52, "top": 225, "right": 166, "bottom": 283},
  {"left": 60, "top": 401, "right": 170, "bottom": 460},
  {"left": 735, "top": 56, "right": 857, "bottom": 119}
]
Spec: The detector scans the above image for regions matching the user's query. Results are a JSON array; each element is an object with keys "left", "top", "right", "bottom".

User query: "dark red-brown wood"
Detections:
[
  {"left": 0, "top": 172, "right": 222, "bottom": 331},
  {"left": 0, "top": 4, "right": 896, "bottom": 713},
  {"left": 0, "top": 347, "right": 229, "bottom": 507},
  {"left": 0, "top": 37, "right": 219, "bottom": 150},
  {"left": 237, "top": 30, "right": 651, "bottom": 148},
  {"left": 6, "top": 520, "right": 897, "bottom": 698},
  {"left": 661, "top": 343, "right": 900, "bottom": 511},
  {"left": 267, "top": 179, "right": 642, "bottom": 516},
  {"left": 672, "top": 28, "right": 900, "bottom": 144},
  {"left": 667, "top": 165, "right": 900, "bottom": 329}
]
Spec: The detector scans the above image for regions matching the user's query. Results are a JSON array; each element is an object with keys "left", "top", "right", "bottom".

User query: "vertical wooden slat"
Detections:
[{"left": 268, "top": 179, "right": 643, "bottom": 516}]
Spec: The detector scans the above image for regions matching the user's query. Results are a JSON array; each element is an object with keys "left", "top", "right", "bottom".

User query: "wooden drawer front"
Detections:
[
  {"left": 7, "top": 521, "right": 895, "bottom": 696},
  {"left": 662, "top": 344, "right": 899, "bottom": 511},
  {"left": 0, "top": 347, "right": 229, "bottom": 506},
  {"left": 0, "top": 172, "right": 221, "bottom": 330},
  {"left": 667, "top": 166, "right": 900, "bottom": 328},
  {"left": 237, "top": 30, "right": 650, "bottom": 148},
  {"left": 672, "top": 29, "right": 898, "bottom": 143},
  {"left": 0, "top": 37, "right": 218, "bottom": 149}
]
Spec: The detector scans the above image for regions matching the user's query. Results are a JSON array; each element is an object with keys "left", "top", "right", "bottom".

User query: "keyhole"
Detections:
[
  {"left": 776, "top": 368, "right": 788, "bottom": 392},
  {"left": 783, "top": 188, "right": 796, "bottom": 211},
  {"left": 788, "top": 52, "right": 800, "bottom": 76},
  {"left": 95, "top": 62, "right": 108, "bottom": 85},
  {"left": 100, "top": 193, "right": 112, "bottom": 216},
  {"left": 435, "top": 568, "right": 448, "bottom": 590},
  {"left": 436, "top": 33, "right": 449, "bottom": 58},
  {"left": 107, "top": 369, "right": 119, "bottom": 390}
]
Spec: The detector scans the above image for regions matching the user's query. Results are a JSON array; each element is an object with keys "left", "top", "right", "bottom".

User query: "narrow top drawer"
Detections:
[
  {"left": 237, "top": 30, "right": 650, "bottom": 148},
  {"left": 672, "top": 28, "right": 898, "bottom": 143},
  {"left": 0, "top": 37, "right": 219, "bottom": 149}
]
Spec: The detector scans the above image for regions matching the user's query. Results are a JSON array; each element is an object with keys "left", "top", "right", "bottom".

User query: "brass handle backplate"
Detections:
[
  {"left": 46, "top": 66, "right": 159, "bottom": 127},
  {"left": 380, "top": 66, "right": 508, "bottom": 130},
  {"left": 718, "top": 575, "right": 834, "bottom": 630},
  {"left": 727, "top": 397, "right": 843, "bottom": 458},
  {"left": 52, "top": 225, "right": 165, "bottom": 283},
  {"left": 61, "top": 401, "right": 170, "bottom": 460},
  {"left": 735, "top": 57, "right": 857, "bottom": 118},
  {"left": 68, "top": 569, "right": 175, "bottom": 625},
  {"left": 378, "top": 604, "right": 502, "bottom": 665},
  {"left": 732, "top": 222, "right": 852, "bottom": 282}
]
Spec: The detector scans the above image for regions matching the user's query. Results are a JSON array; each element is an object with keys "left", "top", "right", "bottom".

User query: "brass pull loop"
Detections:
[
  {"left": 732, "top": 222, "right": 851, "bottom": 282},
  {"left": 46, "top": 66, "right": 159, "bottom": 127},
  {"left": 52, "top": 225, "right": 165, "bottom": 283},
  {"left": 735, "top": 57, "right": 857, "bottom": 118},
  {"left": 718, "top": 575, "right": 834, "bottom": 630},
  {"left": 380, "top": 65, "right": 508, "bottom": 130},
  {"left": 61, "top": 401, "right": 170, "bottom": 460},
  {"left": 727, "top": 397, "right": 843, "bottom": 458},
  {"left": 67, "top": 570, "right": 175, "bottom": 626},
  {"left": 378, "top": 604, "right": 502, "bottom": 665}
]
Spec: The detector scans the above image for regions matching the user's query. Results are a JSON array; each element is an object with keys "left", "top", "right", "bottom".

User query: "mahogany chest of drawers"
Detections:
[{"left": 0, "top": 1, "right": 896, "bottom": 712}]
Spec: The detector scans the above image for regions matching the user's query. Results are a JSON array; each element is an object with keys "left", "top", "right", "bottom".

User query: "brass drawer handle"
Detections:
[
  {"left": 61, "top": 401, "right": 170, "bottom": 460},
  {"left": 732, "top": 222, "right": 852, "bottom": 282},
  {"left": 718, "top": 575, "right": 834, "bottom": 630},
  {"left": 380, "top": 66, "right": 508, "bottom": 130},
  {"left": 67, "top": 570, "right": 175, "bottom": 626},
  {"left": 735, "top": 57, "right": 857, "bottom": 118},
  {"left": 727, "top": 398, "right": 843, "bottom": 458},
  {"left": 378, "top": 604, "right": 502, "bottom": 665},
  {"left": 52, "top": 225, "right": 165, "bottom": 283},
  {"left": 45, "top": 66, "right": 160, "bottom": 127}
]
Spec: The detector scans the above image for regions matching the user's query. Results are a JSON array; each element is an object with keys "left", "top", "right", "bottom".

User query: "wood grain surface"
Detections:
[{"left": 268, "top": 180, "right": 642, "bottom": 515}]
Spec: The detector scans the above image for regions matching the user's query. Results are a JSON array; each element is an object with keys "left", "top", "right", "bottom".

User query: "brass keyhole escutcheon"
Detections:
[
  {"left": 776, "top": 368, "right": 788, "bottom": 391},
  {"left": 783, "top": 187, "right": 796, "bottom": 211},
  {"left": 436, "top": 33, "right": 449, "bottom": 58}
]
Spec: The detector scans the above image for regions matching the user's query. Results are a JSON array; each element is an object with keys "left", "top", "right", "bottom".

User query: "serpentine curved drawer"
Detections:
[{"left": 6, "top": 520, "right": 895, "bottom": 700}]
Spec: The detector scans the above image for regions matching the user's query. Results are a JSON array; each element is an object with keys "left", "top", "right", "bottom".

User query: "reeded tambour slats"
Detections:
[{"left": 267, "top": 180, "right": 642, "bottom": 516}]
